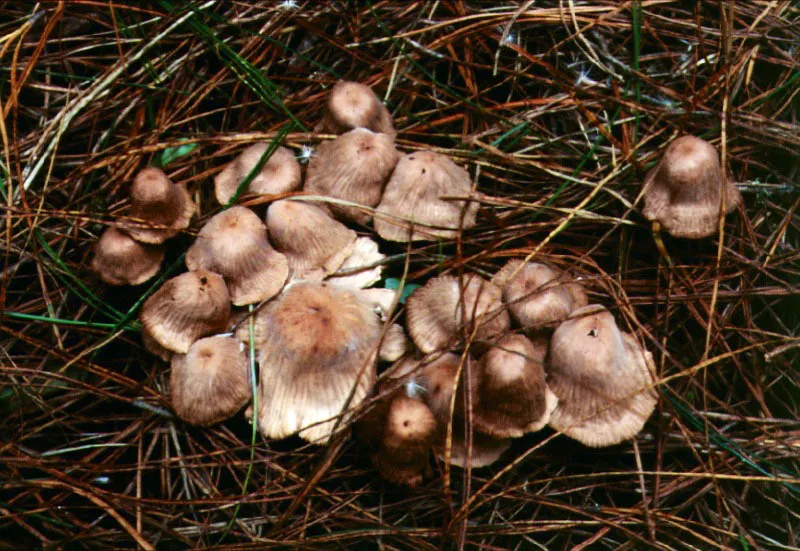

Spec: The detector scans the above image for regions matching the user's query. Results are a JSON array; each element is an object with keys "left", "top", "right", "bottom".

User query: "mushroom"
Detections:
[
  {"left": 325, "top": 237, "right": 386, "bottom": 291},
  {"left": 304, "top": 128, "right": 400, "bottom": 224},
  {"left": 255, "top": 282, "right": 381, "bottom": 443},
  {"left": 547, "top": 304, "right": 658, "bottom": 447},
  {"left": 122, "top": 167, "right": 196, "bottom": 244},
  {"left": 140, "top": 269, "right": 231, "bottom": 354},
  {"left": 266, "top": 199, "right": 356, "bottom": 280},
  {"left": 185, "top": 206, "right": 289, "bottom": 305},
  {"left": 319, "top": 80, "right": 395, "bottom": 136},
  {"left": 214, "top": 144, "right": 301, "bottom": 205},
  {"left": 91, "top": 227, "right": 164, "bottom": 286},
  {"left": 374, "top": 151, "right": 478, "bottom": 242},
  {"left": 379, "top": 324, "right": 409, "bottom": 363},
  {"left": 405, "top": 273, "right": 510, "bottom": 353},
  {"left": 492, "top": 259, "right": 588, "bottom": 331},
  {"left": 642, "top": 135, "right": 741, "bottom": 238},
  {"left": 170, "top": 335, "right": 251, "bottom": 426}
]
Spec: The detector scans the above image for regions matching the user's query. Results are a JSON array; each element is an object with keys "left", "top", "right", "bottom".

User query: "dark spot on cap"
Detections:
[{"left": 200, "top": 276, "right": 208, "bottom": 285}]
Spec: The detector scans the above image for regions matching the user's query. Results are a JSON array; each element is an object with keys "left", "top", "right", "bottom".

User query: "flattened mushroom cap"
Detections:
[
  {"left": 256, "top": 282, "right": 381, "bottom": 443},
  {"left": 140, "top": 270, "right": 231, "bottom": 353},
  {"left": 170, "top": 336, "right": 251, "bottom": 426},
  {"left": 374, "top": 151, "right": 478, "bottom": 242},
  {"left": 266, "top": 200, "right": 356, "bottom": 280},
  {"left": 405, "top": 274, "right": 510, "bottom": 353},
  {"left": 123, "top": 167, "right": 196, "bottom": 244},
  {"left": 304, "top": 128, "right": 400, "bottom": 224},
  {"left": 91, "top": 227, "right": 164, "bottom": 286},
  {"left": 214, "top": 144, "right": 301, "bottom": 205},
  {"left": 326, "top": 237, "right": 386, "bottom": 291},
  {"left": 492, "top": 259, "right": 588, "bottom": 331},
  {"left": 320, "top": 80, "right": 395, "bottom": 136},
  {"left": 547, "top": 304, "right": 658, "bottom": 447},
  {"left": 642, "top": 135, "right": 741, "bottom": 238},
  {"left": 185, "top": 206, "right": 289, "bottom": 305}
]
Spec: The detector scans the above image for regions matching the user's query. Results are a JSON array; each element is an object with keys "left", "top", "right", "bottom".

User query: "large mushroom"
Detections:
[
  {"left": 91, "top": 227, "right": 164, "bottom": 286},
  {"left": 122, "top": 167, "right": 196, "bottom": 244},
  {"left": 318, "top": 80, "right": 395, "bottom": 136},
  {"left": 214, "top": 144, "right": 301, "bottom": 205}
]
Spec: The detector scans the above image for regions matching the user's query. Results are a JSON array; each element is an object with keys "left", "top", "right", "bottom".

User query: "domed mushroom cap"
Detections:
[
  {"left": 256, "top": 282, "right": 381, "bottom": 443},
  {"left": 378, "top": 324, "right": 409, "bottom": 363},
  {"left": 492, "top": 260, "right": 588, "bottom": 331},
  {"left": 91, "top": 227, "right": 164, "bottom": 286},
  {"left": 326, "top": 237, "right": 386, "bottom": 291},
  {"left": 642, "top": 135, "right": 741, "bottom": 238},
  {"left": 374, "top": 151, "right": 479, "bottom": 242},
  {"left": 185, "top": 206, "right": 289, "bottom": 306},
  {"left": 122, "top": 167, "right": 196, "bottom": 244},
  {"left": 405, "top": 274, "right": 510, "bottom": 353},
  {"left": 170, "top": 336, "right": 251, "bottom": 426},
  {"left": 547, "top": 305, "right": 658, "bottom": 447},
  {"left": 266, "top": 200, "right": 356, "bottom": 280},
  {"left": 214, "top": 144, "right": 301, "bottom": 205},
  {"left": 320, "top": 80, "right": 395, "bottom": 136},
  {"left": 304, "top": 128, "right": 400, "bottom": 224},
  {"left": 140, "top": 270, "right": 231, "bottom": 353}
]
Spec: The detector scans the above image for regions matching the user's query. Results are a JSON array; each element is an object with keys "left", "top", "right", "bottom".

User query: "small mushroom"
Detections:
[
  {"left": 170, "top": 336, "right": 251, "bottom": 426},
  {"left": 325, "top": 237, "right": 386, "bottom": 291},
  {"left": 140, "top": 270, "right": 231, "bottom": 354},
  {"left": 642, "top": 135, "right": 741, "bottom": 238},
  {"left": 319, "top": 80, "right": 395, "bottom": 136},
  {"left": 304, "top": 128, "right": 400, "bottom": 224},
  {"left": 185, "top": 206, "right": 289, "bottom": 305},
  {"left": 214, "top": 144, "right": 301, "bottom": 205},
  {"left": 379, "top": 324, "right": 409, "bottom": 363},
  {"left": 122, "top": 167, "right": 196, "bottom": 244},
  {"left": 547, "top": 305, "right": 658, "bottom": 447},
  {"left": 374, "top": 151, "right": 478, "bottom": 242},
  {"left": 91, "top": 227, "right": 164, "bottom": 286}
]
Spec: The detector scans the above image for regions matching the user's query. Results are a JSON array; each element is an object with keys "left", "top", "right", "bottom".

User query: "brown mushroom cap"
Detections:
[
  {"left": 122, "top": 167, "right": 196, "bottom": 244},
  {"left": 319, "top": 80, "right": 395, "bottom": 136},
  {"left": 642, "top": 135, "right": 741, "bottom": 238},
  {"left": 266, "top": 199, "right": 357, "bottom": 280},
  {"left": 170, "top": 336, "right": 251, "bottom": 426},
  {"left": 185, "top": 206, "right": 289, "bottom": 306},
  {"left": 547, "top": 304, "right": 658, "bottom": 447},
  {"left": 214, "top": 144, "right": 301, "bottom": 205},
  {"left": 140, "top": 270, "right": 231, "bottom": 353},
  {"left": 304, "top": 128, "right": 400, "bottom": 224},
  {"left": 492, "top": 259, "right": 588, "bottom": 331},
  {"left": 405, "top": 274, "right": 510, "bottom": 353},
  {"left": 256, "top": 282, "right": 381, "bottom": 443},
  {"left": 374, "top": 151, "right": 478, "bottom": 242},
  {"left": 326, "top": 237, "right": 386, "bottom": 290},
  {"left": 91, "top": 227, "right": 164, "bottom": 286}
]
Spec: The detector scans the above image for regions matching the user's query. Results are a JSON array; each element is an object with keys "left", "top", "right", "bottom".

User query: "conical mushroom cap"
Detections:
[
  {"left": 122, "top": 167, "right": 196, "bottom": 244},
  {"left": 91, "top": 227, "right": 164, "bottom": 286},
  {"left": 379, "top": 323, "right": 408, "bottom": 362},
  {"left": 170, "top": 336, "right": 251, "bottom": 426},
  {"left": 185, "top": 206, "right": 289, "bottom": 305},
  {"left": 214, "top": 144, "right": 301, "bottom": 205},
  {"left": 405, "top": 274, "right": 510, "bottom": 353},
  {"left": 547, "top": 305, "right": 658, "bottom": 447},
  {"left": 266, "top": 200, "right": 356, "bottom": 280},
  {"left": 326, "top": 237, "right": 386, "bottom": 290},
  {"left": 492, "top": 260, "right": 588, "bottom": 331},
  {"left": 140, "top": 270, "right": 231, "bottom": 353},
  {"left": 374, "top": 151, "right": 479, "bottom": 242},
  {"left": 642, "top": 135, "right": 741, "bottom": 238},
  {"left": 256, "top": 282, "right": 381, "bottom": 443},
  {"left": 319, "top": 80, "right": 395, "bottom": 136},
  {"left": 471, "top": 334, "right": 557, "bottom": 438},
  {"left": 304, "top": 128, "right": 400, "bottom": 224}
]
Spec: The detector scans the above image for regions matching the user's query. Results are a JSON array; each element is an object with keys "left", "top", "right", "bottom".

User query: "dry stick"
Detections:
[{"left": 632, "top": 438, "right": 655, "bottom": 541}]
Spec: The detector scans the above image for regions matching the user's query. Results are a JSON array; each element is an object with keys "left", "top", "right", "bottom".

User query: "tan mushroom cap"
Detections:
[
  {"left": 642, "top": 135, "right": 741, "bottom": 238},
  {"left": 185, "top": 206, "right": 289, "bottom": 305},
  {"left": 492, "top": 259, "right": 588, "bottom": 331},
  {"left": 379, "top": 323, "right": 409, "bottom": 362},
  {"left": 140, "top": 270, "right": 231, "bottom": 353},
  {"left": 326, "top": 237, "right": 386, "bottom": 291},
  {"left": 141, "top": 328, "right": 173, "bottom": 362},
  {"left": 374, "top": 151, "right": 479, "bottom": 242},
  {"left": 319, "top": 80, "right": 395, "bottom": 136},
  {"left": 547, "top": 304, "right": 658, "bottom": 447},
  {"left": 214, "top": 144, "right": 301, "bottom": 205},
  {"left": 91, "top": 227, "right": 164, "bottom": 286},
  {"left": 256, "top": 282, "right": 381, "bottom": 443},
  {"left": 122, "top": 167, "right": 196, "bottom": 244},
  {"left": 266, "top": 200, "right": 356, "bottom": 280},
  {"left": 405, "top": 273, "right": 510, "bottom": 353},
  {"left": 304, "top": 128, "right": 400, "bottom": 224},
  {"left": 170, "top": 336, "right": 251, "bottom": 426}
]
